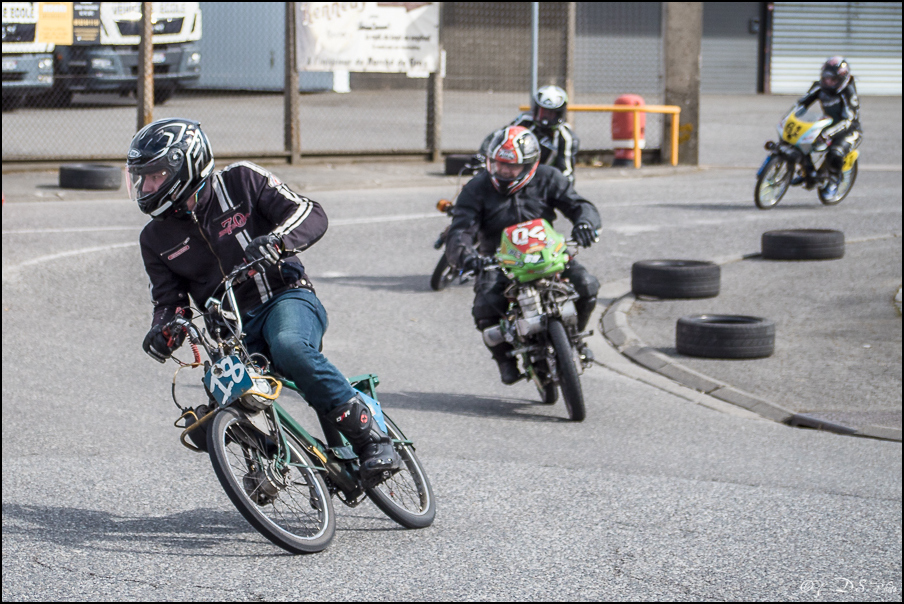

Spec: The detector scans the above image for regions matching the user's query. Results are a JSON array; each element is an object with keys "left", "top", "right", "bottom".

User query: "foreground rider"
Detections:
[
  {"left": 447, "top": 125, "right": 601, "bottom": 385},
  {"left": 130, "top": 118, "right": 397, "bottom": 478},
  {"left": 796, "top": 56, "right": 862, "bottom": 197},
  {"left": 478, "top": 85, "right": 579, "bottom": 183}
]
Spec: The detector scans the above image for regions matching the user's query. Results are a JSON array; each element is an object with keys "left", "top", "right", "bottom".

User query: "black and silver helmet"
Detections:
[
  {"left": 127, "top": 118, "right": 214, "bottom": 220},
  {"left": 820, "top": 56, "right": 852, "bottom": 93},
  {"left": 531, "top": 85, "right": 568, "bottom": 130}
]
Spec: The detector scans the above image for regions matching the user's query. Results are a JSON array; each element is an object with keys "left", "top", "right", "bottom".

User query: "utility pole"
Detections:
[
  {"left": 136, "top": 2, "right": 153, "bottom": 131},
  {"left": 662, "top": 2, "right": 702, "bottom": 165},
  {"left": 285, "top": 2, "right": 301, "bottom": 164}
]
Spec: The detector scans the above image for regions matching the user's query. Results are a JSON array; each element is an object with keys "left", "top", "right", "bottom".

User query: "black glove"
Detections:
[
  {"left": 571, "top": 223, "right": 598, "bottom": 248},
  {"left": 462, "top": 254, "right": 495, "bottom": 272},
  {"left": 143, "top": 324, "right": 185, "bottom": 363},
  {"left": 245, "top": 233, "right": 283, "bottom": 268}
]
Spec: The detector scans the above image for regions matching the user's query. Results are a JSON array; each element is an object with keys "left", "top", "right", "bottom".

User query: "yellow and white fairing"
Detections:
[{"left": 778, "top": 106, "right": 832, "bottom": 153}]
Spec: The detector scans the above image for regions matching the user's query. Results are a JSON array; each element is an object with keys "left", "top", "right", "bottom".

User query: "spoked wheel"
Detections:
[
  {"left": 547, "top": 319, "right": 585, "bottom": 422},
  {"left": 754, "top": 155, "right": 793, "bottom": 209},
  {"left": 818, "top": 159, "right": 858, "bottom": 205},
  {"left": 366, "top": 414, "right": 436, "bottom": 529},
  {"left": 207, "top": 407, "right": 336, "bottom": 554},
  {"left": 430, "top": 255, "right": 456, "bottom": 291}
]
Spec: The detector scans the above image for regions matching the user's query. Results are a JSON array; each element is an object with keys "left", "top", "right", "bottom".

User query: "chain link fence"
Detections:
[{"left": 2, "top": 2, "right": 667, "bottom": 162}]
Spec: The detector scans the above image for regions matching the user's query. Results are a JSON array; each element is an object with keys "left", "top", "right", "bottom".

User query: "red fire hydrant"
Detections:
[{"left": 612, "top": 94, "right": 646, "bottom": 167}]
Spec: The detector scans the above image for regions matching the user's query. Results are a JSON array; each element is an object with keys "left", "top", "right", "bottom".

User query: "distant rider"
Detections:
[
  {"left": 796, "top": 56, "right": 862, "bottom": 197},
  {"left": 477, "top": 85, "right": 579, "bottom": 184},
  {"left": 130, "top": 118, "right": 397, "bottom": 478},
  {"left": 446, "top": 126, "right": 600, "bottom": 385}
]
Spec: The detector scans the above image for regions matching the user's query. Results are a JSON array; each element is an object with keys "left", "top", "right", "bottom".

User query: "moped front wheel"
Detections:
[
  {"left": 754, "top": 155, "right": 792, "bottom": 209},
  {"left": 430, "top": 255, "right": 456, "bottom": 291},
  {"left": 207, "top": 407, "right": 336, "bottom": 554},
  {"left": 366, "top": 414, "right": 436, "bottom": 529},
  {"left": 547, "top": 319, "right": 585, "bottom": 422}
]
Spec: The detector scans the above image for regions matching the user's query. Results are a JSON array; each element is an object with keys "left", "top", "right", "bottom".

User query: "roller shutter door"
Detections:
[{"left": 771, "top": 2, "right": 902, "bottom": 95}]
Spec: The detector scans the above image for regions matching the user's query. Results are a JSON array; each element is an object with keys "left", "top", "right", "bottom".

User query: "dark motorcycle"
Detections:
[
  {"left": 430, "top": 156, "right": 483, "bottom": 291},
  {"left": 480, "top": 218, "right": 593, "bottom": 421}
]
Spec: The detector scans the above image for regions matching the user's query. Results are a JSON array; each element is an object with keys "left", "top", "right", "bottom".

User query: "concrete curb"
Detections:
[{"left": 597, "top": 266, "right": 903, "bottom": 443}]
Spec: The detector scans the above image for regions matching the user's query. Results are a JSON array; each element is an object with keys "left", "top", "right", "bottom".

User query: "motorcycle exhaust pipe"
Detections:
[
  {"left": 560, "top": 300, "right": 578, "bottom": 326},
  {"left": 482, "top": 324, "right": 506, "bottom": 347}
]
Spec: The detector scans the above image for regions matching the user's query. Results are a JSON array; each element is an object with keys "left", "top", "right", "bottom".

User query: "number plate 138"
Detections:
[{"left": 203, "top": 355, "right": 254, "bottom": 407}]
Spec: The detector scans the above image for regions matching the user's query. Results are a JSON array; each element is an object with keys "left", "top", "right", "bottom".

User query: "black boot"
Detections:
[
  {"left": 488, "top": 343, "right": 521, "bottom": 385},
  {"left": 574, "top": 296, "right": 597, "bottom": 332},
  {"left": 326, "top": 395, "right": 399, "bottom": 478}
]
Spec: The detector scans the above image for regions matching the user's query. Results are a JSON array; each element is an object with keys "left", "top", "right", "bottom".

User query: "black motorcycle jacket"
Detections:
[
  {"left": 798, "top": 78, "right": 861, "bottom": 138},
  {"left": 477, "top": 116, "right": 580, "bottom": 183},
  {"left": 511, "top": 113, "right": 580, "bottom": 183},
  {"left": 139, "top": 161, "right": 328, "bottom": 328},
  {"left": 445, "top": 164, "right": 601, "bottom": 267}
]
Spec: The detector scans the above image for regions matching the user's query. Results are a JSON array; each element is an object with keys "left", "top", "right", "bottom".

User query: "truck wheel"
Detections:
[
  {"left": 632, "top": 260, "right": 720, "bottom": 299},
  {"left": 676, "top": 315, "right": 775, "bottom": 359},
  {"left": 154, "top": 87, "right": 174, "bottom": 105},
  {"left": 59, "top": 164, "right": 123, "bottom": 190},
  {"left": 761, "top": 229, "right": 844, "bottom": 260}
]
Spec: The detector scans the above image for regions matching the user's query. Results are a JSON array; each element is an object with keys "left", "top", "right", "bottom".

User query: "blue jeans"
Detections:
[{"left": 243, "top": 288, "right": 356, "bottom": 415}]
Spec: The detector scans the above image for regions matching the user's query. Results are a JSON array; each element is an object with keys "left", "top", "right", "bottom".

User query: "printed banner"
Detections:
[{"left": 297, "top": 2, "right": 439, "bottom": 77}]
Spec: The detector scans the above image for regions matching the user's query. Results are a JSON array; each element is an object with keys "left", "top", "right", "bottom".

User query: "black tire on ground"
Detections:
[
  {"left": 761, "top": 229, "right": 844, "bottom": 260},
  {"left": 444, "top": 154, "right": 476, "bottom": 176},
  {"left": 430, "top": 254, "right": 455, "bottom": 291},
  {"left": 207, "top": 407, "right": 336, "bottom": 554},
  {"left": 547, "top": 319, "right": 585, "bottom": 421},
  {"left": 366, "top": 414, "right": 436, "bottom": 529},
  {"left": 676, "top": 315, "right": 775, "bottom": 359},
  {"left": 754, "top": 155, "right": 793, "bottom": 209},
  {"left": 631, "top": 260, "right": 720, "bottom": 299},
  {"left": 818, "top": 159, "right": 858, "bottom": 206},
  {"left": 59, "top": 164, "right": 123, "bottom": 190}
]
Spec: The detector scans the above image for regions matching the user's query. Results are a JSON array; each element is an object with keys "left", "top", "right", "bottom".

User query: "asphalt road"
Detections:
[{"left": 2, "top": 94, "right": 902, "bottom": 600}]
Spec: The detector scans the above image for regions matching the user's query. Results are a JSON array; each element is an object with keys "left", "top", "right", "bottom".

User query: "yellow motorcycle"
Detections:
[{"left": 755, "top": 105, "right": 859, "bottom": 209}]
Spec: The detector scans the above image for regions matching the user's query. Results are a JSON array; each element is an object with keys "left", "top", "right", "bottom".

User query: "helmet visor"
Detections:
[
  {"left": 821, "top": 73, "right": 841, "bottom": 88},
  {"left": 127, "top": 153, "right": 181, "bottom": 206},
  {"left": 489, "top": 159, "right": 531, "bottom": 183},
  {"left": 535, "top": 106, "right": 563, "bottom": 126}
]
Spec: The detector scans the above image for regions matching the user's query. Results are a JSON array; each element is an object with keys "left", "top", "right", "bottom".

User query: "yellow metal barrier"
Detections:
[{"left": 519, "top": 104, "right": 681, "bottom": 169}]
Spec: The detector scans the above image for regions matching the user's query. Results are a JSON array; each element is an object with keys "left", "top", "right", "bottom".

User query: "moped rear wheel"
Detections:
[
  {"left": 818, "top": 159, "right": 858, "bottom": 205},
  {"left": 366, "top": 414, "right": 436, "bottom": 528},
  {"left": 207, "top": 407, "right": 336, "bottom": 554},
  {"left": 547, "top": 319, "right": 585, "bottom": 422},
  {"left": 754, "top": 155, "right": 792, "bottom": 209}
]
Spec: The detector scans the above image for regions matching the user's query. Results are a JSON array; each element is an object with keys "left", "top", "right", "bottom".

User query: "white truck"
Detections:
[
  {"left": 48, "top": 1, "right": 202, "bottom": 105},
  {"left": 1, "top": 2, "right": 53, "bottom": 110}
]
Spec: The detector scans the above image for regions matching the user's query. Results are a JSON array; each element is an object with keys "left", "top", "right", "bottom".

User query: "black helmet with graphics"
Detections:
[
  {"left": 127, "top": 118, "right": 214, "bottom": 220},
  {"left": 820, "top": 56, "right": 852, "bottom": 93}
]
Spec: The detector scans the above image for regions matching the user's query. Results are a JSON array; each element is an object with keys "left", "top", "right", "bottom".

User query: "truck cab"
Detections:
[
  {"left": 49, "top": 1, "right": 201, "bottom": 106},
  {"left": 1, "top": 2, "right": 53, "bottom": 110}
]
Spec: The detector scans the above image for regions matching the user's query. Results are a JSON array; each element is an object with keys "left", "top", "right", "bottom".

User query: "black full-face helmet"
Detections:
[
  {"left": 820, "top": 56, "right": 852, "bottom": 93},
  {"left": 531, "top": 85, "right": 568, "bottom": 130},
  {"left": 127, "top": 118, "right": 214, "bottom": 220}
]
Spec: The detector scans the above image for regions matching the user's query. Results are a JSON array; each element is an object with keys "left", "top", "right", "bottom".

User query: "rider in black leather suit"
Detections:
[{"left": 797, "top": 56, "right": 862, "bottom": 195}]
